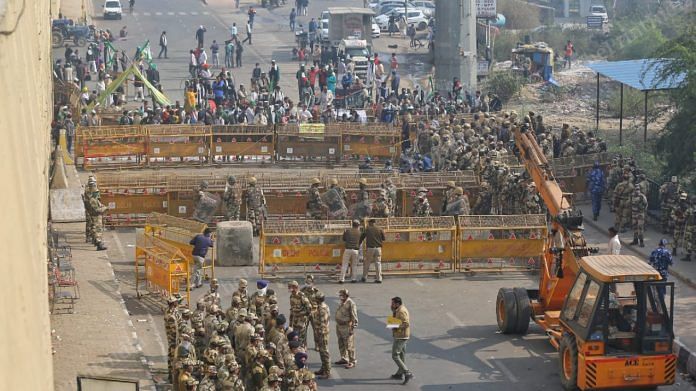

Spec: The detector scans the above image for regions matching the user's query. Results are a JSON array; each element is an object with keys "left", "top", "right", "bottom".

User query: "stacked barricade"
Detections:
[
  {"left": 334, "top": 123, "right": 400, "bottom": 162},
  {"left": 210, "top": 125, "right": 274, "bottom": 164},
  {"left": 551, "top": 152, "right": 610, "bottom": 194},
  {"left": 372, "top": 216, "right": 457, "bottom": 275},
  {"left": 145, "top": 213, "right": 215, "bottom": 280},
  {"left": 76, "top": 125, "right": 147, "bottom": 169},
  {"left": 135, "top": 232, "right": 190, "bottom": 307},
  {"left": 146, "top": 125, "right": 210, "bottom": 166},
  {"left": 99, "top": 173, "right": 169, "bottom": 226},
  {"left": 276, "top": 123, "right": 342, "bottom": 162},
  {"left": 457, "top": 214, "right": 547, "bottom": 272},
  {"left": 260, "top": 220, "right": 352, "bottom": 277}
]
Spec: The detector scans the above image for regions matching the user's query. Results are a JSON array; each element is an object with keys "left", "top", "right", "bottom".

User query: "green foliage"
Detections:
[
  {"left": 608, "top": 22, "right": 667, "bottom": 61},
  {"left": 493, "top": 31, "right": 521, "bottom": 61},
  {"left": 532, "top": 26, "right": 607, "bottom": 59},
  {"left": 498, "top": 0, "right": 540, "bottom": 29},
  {"left": 484, "top": 71, "right": 525, "bottom": 103},
  {"left": 606, "top": 142, "right": 665, "bottom": 180},
  {"left": 650, "top": 13, "right": 696, "bottom": 180},
  {"left": 606, "top": 88, "right": 646, "bottom": 117}
]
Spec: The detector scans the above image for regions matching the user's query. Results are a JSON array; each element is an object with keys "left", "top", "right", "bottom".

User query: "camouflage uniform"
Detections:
[
  {"left": 524, "top": 183, "right": 543, "bottom": 214},
  {"left": 335, "top": 290, "right": 358, "bottom": 366},
  {"left": 306, "top": 181, "right": 325, "bottom": 220},
  {"left": 659, "top": 178, "right": 680, "bottom": 233},
  {"left": 300, "top": 276, "right": 321, "bottom": 350},
  {"left": 314, "top": 295, "right": 331, "bottom": 376},
  {"left": 244, "top": 179, "right": 267, "bottom": 235},
  {"left": 672, "top": 196, "right": 689, "bottom": 256},
  {"left": 613, "top": 175, "right": 634, "bottom": 232},
  {"left": 473, "top": 182, "right": 493, "bottom": 215},
  {"left": 165, "top": 298, "right": 182, "bottom": 383},
  {"left": 684, "top": 199, "right": 696, "bottom": 262},
  {"left": 87, "top": 185, "right": 108, "bottom": 250},
  {"left": 383, "top": 179, "right": 398, "bottom": 216},
  {"left": 198, "top": 367, "right": 219, "bottom": 391},
  {"left": 413, "top": 188, "right": 432, "bottom": 217},
  {"left": 83, "top": 176, "right": 95, "bottom": 243},
  {"left": 607, "top": 160, "right": 623, "bottom": 212},
  {"left": 326, "top": 181, "right": 348, "bottom": 220},
  {"left": 288, "top": 283, "right": 312, "bottom": 346},
  {"left": 630, "top": 186, "right": 648, "bottom": 247},
  {"left": 223, "top": 176, "right": 242, "bottom": 221},
  {"left": 353, "top": 181, "right": 372, "bottom": 220},
  {"left": 372, "top": 190, "right": 392, "bottom": 218},
  {"left": 443, "top": 188, "right": 470, "bottom": 216}
]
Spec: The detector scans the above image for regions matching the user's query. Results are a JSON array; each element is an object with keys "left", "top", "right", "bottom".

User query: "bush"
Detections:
[
  {"left": 498, "top": 0, "right": 541, "bottom": 29},
  {"left": 606, "top": 142, "right": 665, "bottom": 180},
  {"left": 484, "top": 71, "right": 525, "bottom": 103},
  {"left": 608, "top": 22, "right": 667, "bottom": 60},
  {"left": 493, "top": 30, "right": 521, "bottom": 61}
]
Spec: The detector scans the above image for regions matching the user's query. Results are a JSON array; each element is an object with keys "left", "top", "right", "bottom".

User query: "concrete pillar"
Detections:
[
  {"left": 216, "top": 221, "right": 254, "bottom": 266},
  {"left": 434, "top": 0, "right": 477, "bottom": 94},
  {"left": 563, "top": 0, "right": 570, "bottom": 17}
]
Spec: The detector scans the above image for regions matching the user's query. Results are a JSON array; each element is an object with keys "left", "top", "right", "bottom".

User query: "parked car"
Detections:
[
  {"left": 590, "top": 5, "right": 608, "bottom": 23},
  {"left": 378, "top": 2, "right": 416, "bottom": 16},
  {"left": 103, "top": 0, "right": 122, "bottom": 20},
  {"left": 411, "top": 0, "right": 435, "bottom": 17},
  {"left": 371, "top": 20, "right": 381, "bottom": 38},
  {"left": 375, "top": 9, "right": 429, "bottom": 31}
]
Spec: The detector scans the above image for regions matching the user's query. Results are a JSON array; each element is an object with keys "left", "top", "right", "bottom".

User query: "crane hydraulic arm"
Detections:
[{"left": 513, "top": 124, "right": 594, "bottom": 310}]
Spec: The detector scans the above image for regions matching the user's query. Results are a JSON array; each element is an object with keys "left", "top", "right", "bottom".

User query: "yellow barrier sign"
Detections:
[{"left": 298, "top": 123, "right": 325, "bottom": 135}]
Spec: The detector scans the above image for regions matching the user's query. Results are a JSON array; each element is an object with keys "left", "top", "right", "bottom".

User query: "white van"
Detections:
[
  {"left": 103, "top": 0, "right": 123, "bottom": 20},
  {"left": 590, "top": 5, "right": 608, "bottom": 23}
]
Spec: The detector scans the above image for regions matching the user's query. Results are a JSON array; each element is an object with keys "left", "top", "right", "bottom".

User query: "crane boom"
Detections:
[{"left": 513, "top": 124, "right": 593, "bottom": 310}]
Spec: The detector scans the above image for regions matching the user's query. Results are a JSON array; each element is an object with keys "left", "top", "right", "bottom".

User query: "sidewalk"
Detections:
[
  {"left": 579, "top": 201, "right": 696, "bottom": 380},
  {"left": 50, "top": 160, "right": 154, "bottom": 389},
  {"left": 58, "top": 0, "right": 93, "bottom": 23}
]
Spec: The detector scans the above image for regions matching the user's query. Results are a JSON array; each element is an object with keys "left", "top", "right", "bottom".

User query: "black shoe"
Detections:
[
  {"left": 97, "top": 243, "right": 108, "bottom": 251},
  {"left": 375, "top": 280, "right": 382, "bottom": 283},
  {"left": 593, "top": 215, "right": 598, "bottom": 221},
  {"left": 630, "top": 239, "right": 638, "bottom": 245},
  {"left": 402, "top": 372, "right": 413, "bottom": 385},
  {"left": 338, "top": 280, "right": 344, "bottom": 284},
  {"left": 334, "top": 359, "right": 348, "bottom": 365},
  {"left": 360, "top": 277, "right": 366, "bottom": 283},
  {"left": 390, "top": 373, "right": 403, "bottom": 380},
  {"left": 683, "top": 255, "right": 692, "bottom": 262},
  {"left": 351, "top": 280, "right": 357, "bottom": 283}
]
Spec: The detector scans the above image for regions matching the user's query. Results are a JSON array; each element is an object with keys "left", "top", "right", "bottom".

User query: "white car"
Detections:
[
  {"left": 411, "top": 0, "right": 435, "bottom": 17},
  {"left": 378, "top": 1, "right": 416, "bottom": 15},
  {"left": 590, "top": 5, "right": 608, "bottom": 23},
  {"left": 371, "top": 20, "right": 381, "bottom": 38},
  {"left": 376, "top": 9, "right": 429, "bottom": 31},
  {"left": 103, "top": 0, "right": 122, "bottom": 20}
]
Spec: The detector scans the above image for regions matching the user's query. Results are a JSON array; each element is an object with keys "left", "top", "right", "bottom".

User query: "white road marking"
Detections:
[
  {"left": 445, "top": 311, "right": 465, "bottom": 327},
  {"left": 167, "top": 12, "right": 174, "bottom": 15},
  {"left": 112, "top": 231, "right": 127, "bottom": 261},
  {"left": 155, "top": 12, "right": 162, "bottom": 15},
  {"left": 190, "top": 11, "right": 198, "bottom": 15},
  {"left": 202, "top": 11, "right": 210, "bottom": 15},
  {"left": 411, "top": 278, "right": 424, "bottom": 286},
  {"left": 142, "top": 12, "right": 151, "bottom": 16},
  {"left": 178, "top": 12, "right": 186, "bottom": 15}
]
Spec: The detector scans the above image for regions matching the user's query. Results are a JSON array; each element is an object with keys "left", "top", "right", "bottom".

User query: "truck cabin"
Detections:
[
  {"left": 338, "top": 39, "right": 371, "bottom": 61},
  {"left": 560, "top": 255, "right": 674, "bottom": 356}
]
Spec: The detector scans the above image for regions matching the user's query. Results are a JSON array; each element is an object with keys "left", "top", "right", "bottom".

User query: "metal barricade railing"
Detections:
[
  {"left": 97, "top": 173, "right": 169, "bottom": 227},
  {"left": 275, "top": 124, "right": 342, "bottom": 162},
  {"left": 76, "top": 125, "right": 148, "bottom": 169},
  {"left": 457, "top": 214, "right": 547, "bottom": 272},
  {"left": 146, "top": 125, "right": 211, "bottom": 165},
  {"left": 210, "top": 125, "right": 274, "bottom": 163},
  {"left": 145, "top": 213, "right": 214, "bottom": 280},
  {"left": 371, "top": 216, "right": 457, "bottom": 275},
  {"left": 260, "top": 220, "right": 352, "bottom": 276},
  {"left": 399, "top": 172, "right": 478, "bottom": 216},
  {"left": 135, "top": 232, "right": 190, "bottom": 307},
  {"left": 330, "top": 123, "right": 400, "bottom": 161}
]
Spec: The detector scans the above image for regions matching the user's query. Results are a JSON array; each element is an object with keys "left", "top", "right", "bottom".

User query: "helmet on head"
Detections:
[
  {"left": 199, "top": 180, "right": 209, "bottom": 190},
  {"left": 311, "top": 177, "right": 321, "bottom": 185},
  {"left": 358, "top": 178, "right": 368, "bottom": 185},
  {"left": 227, "top": 175, "right": 236, "bottom": 184},
  {"left": 330, "top": 178, "right": 338, "bottom": 185},
  {"left": 454, "top": 187, "right": 464, "bottom": 195},
  {"left": 248, "top": 176, "right": 257, "bottom": 185}
]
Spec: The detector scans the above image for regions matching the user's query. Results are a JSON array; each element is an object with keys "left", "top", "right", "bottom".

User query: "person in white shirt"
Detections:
[
  {"left": 608, "top": 227, "right": 621, "bottom": 255},
  {"left": 299, "top": 105, "right": 312, "bottom": 123}
]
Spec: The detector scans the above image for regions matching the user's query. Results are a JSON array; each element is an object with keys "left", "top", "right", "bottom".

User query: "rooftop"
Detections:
[
  {"left": 587, "top": 58, "right": 685, "bottom": 91},
  {"left": 580, "top": 255, "right": 661, "bottom": 282}
]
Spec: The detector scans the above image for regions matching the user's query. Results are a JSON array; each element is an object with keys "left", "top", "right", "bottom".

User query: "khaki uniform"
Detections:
[
  {"left": 244, "top": 184, "right": 267, "bottom": 235},
  {"left": 88, "top": 194, "right": 108, "bottom": 245},
  {"left": 306, "top": 185, "right": 325, "bottom": 220},
  {"left": 613, "top": 179, "right": 634, "bottom": 231},
  {"left": 164, "top": 307, "right": 181, "bottom": 382},
  {"left": 234, "top": 321, "right": 254, "bottom": 362},
  {"left": 673, "top": 202, "right": 689, "bottom": 253},
  {"left": 335, "top": 298, "right": 358, "bottom": 364},
  {"left": 631, "top": 191, "right": 648, "bottom": 245},
  {"left": 301, "top": 285, "right": 320, "bottom": 349},
  {"left": 684, "top": 205, "right": 696, "bottom": 259}
]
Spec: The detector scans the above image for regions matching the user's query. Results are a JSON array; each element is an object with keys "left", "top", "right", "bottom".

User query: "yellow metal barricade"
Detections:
[
  {"left": 371, "top": 216, "right": 456, "bottom": 275},
  {"left": 211, "top": 125, "right": 274, "bottom": 163},
  {"left": 165, "top": 174, "right": 227, "bottom": 220},
  {"left": 276, "top": 124, "right": 341, "bottom": 162},
  {"left": 146, "top": 125, "right": 210, "bottom": 166},
  {"left": 457, "top": 214, "right": 547, "bottom": 272},
  {"left": 145, "top": 213, "right": 215, "bottom": 280},
  {"left": 257, "top": 174, "right": 317, "bottom": 219},
  {"left": 97, "top": 173, "right": 169, "bottom": 226},
  {"left": 76, "top": 125, "right": 147, "bottom": 169},
  {"left": 330, "top": 123, "right": 399, "bottom": 162},
  {"left": 135, "top": 232, "right": 190, "bottom": 307},
  {"left": 260, "top": 220, "right": 351, "bottom": 277}
]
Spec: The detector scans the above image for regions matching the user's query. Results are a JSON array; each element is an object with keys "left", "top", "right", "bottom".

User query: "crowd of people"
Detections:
[{"left": 164, "top": 275, "right": 412, "bottom": 390}]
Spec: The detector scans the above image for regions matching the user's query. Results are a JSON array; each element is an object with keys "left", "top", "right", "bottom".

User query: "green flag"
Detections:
[{"left": 104, "top": 41, "right": 117, "bottom": 69}]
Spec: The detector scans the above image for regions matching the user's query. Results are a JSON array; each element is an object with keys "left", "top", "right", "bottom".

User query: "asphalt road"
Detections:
[
  {"left": 89, "top": 0, "right": 368, "bottom": 102},
  {"left": 106, "top": 227, "right": 695, "bottom": 390}
]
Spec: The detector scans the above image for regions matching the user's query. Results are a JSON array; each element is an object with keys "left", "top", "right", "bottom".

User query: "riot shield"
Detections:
[
  {"left": 322, "top": 188, "right": 348, "bottom": 220},
  {"left": 192, "top": 191, "right": 222, "bottom": 223}
]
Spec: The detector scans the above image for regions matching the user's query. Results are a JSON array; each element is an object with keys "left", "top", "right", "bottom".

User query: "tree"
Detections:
[{"left": 649, "top": 14, "right": 696, "bottom": 186}]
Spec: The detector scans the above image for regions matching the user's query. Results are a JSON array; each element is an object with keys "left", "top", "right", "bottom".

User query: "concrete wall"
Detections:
[
  {"left": 0, "top": 0, "right": 54, "bottom": 390},
  {"left": 434, "top": 0, "right": 477, "bottom": 93}
]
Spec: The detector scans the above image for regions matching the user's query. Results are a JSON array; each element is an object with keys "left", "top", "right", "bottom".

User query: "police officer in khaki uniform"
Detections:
[
  {"left": 334, "top": 289, "right": 358, "bottom": 368},
  {"left": 165, "top": 295, "right": 182, "bottom": 383}
]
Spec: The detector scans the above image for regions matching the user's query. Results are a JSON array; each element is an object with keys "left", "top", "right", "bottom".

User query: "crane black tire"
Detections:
[
  {"left": 559, "top": 333, "right": 579, "bottom": 391},
  {"left": 496, "top": 288, "right": 518, "bottom": 334},
  {"left": 513, "top": 287, "right": 532, "bottom": 335}
]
